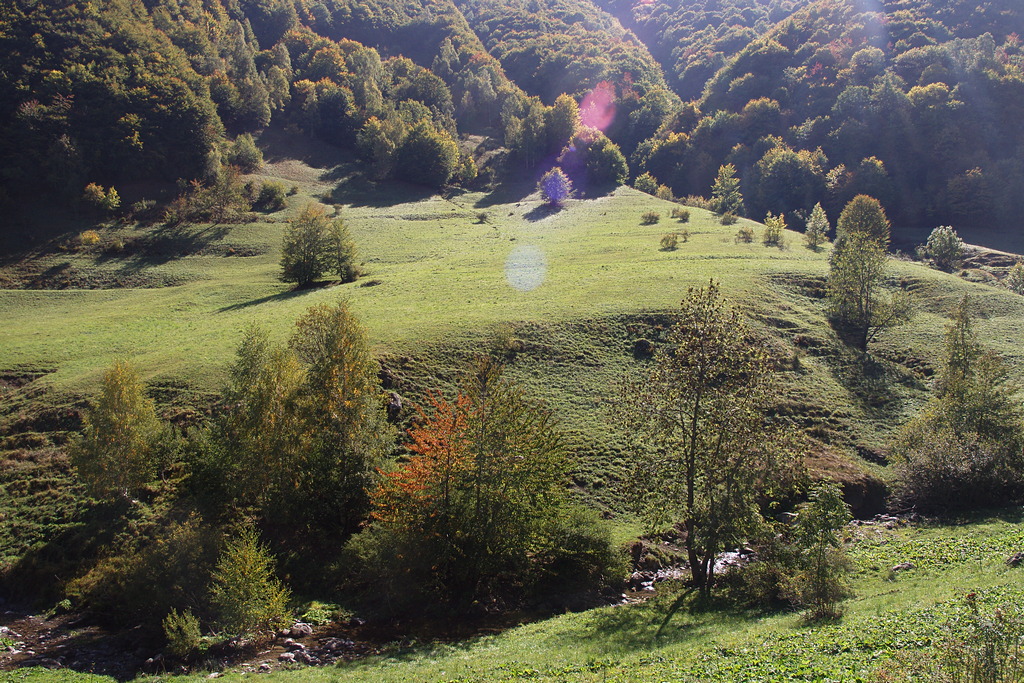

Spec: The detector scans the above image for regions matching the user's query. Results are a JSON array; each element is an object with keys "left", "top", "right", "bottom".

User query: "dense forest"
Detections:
[{"left": 5, "top": 0, "right": 1023, "bottom": 239}]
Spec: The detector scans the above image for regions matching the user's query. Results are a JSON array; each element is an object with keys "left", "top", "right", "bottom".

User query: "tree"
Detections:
[
  {"left": 396, "top": 120, "right": 459, "bottom": 188},
  {"left": 538, "top": 167, "right": 573, "bottom": 206},
  {"left": 892, "top": 297, "right": 1024, "bottom": 511},
  {"left": 280, "top": 204, "right": 357, "bottom": 287},
  {"left": 328, "top": 218, "right": 359, "bottom": 283},
  {"left": 922, "top": 226, "right": 964, "bottom": 271},
  {"left": 221, "top": 304, "right": 390, "bottom": 532},
  {"left": 70, "top": 360, "right": 161, "bottom": 501},
  {"left": 209, "top": 526, "right": 290, "bottom": 635},
  {"left": 711, "top": 163, "right": 744, "bottom": 216},
  {"left": 827, "top": 231, "right": 911, "bottom": 351},
  {"left": 835, "top": 194, "right": 890, "bottom": 249},
  {"left": 288, "top": 302, "right": 392, "bottom": 533},
  {"left": 793, "top": 482, "right": 853, "bottom": 619},
  {"left": 226, "top": 134, "right": 263, "bottom": 172},
  {"left": 362, "top": 359, "right": 597, "bottom": 606},
  {"left": 546, "top": 93, "right": 579, "bottom": 154},
  {"left": 624, "top": 282, "right": 800, "bottom": 596},
  {"left": 804, "top": 202, "right": 830, "bottom": 250}
]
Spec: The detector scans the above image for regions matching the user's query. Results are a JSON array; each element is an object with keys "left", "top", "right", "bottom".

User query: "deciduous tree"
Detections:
[
  {"left": 70, "top": 360, "right": 161, "bottom": 501},
  {"left": 623, "top": 282, "right": 800, "bottom": 596},
  {"left": 827, "top": 231, "right": 910, "bottom": 351}
]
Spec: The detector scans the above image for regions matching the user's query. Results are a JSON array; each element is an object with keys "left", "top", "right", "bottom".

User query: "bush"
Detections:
[
  {"left": 655, "top": 185, "right": 674, "bottom": 201},
  {"left": 923, "top": 225, "right": 964, "bottom": 271},
  {"left": 735, "top": 226, "right": 754, "bottom": 242},
  {"left": 209, "top": 526, "right": 290, "bottom": 636},
  {"left": 938, "top": 596, "right": 1024, "bottom": 683},
  {"left": 78, "top": 230, "right": 101, "bottom": 247},
  {"left": 641, "top": 211, "right": 661, "bottom": 225},
  {"left": 721, "top": 212, "right": 738, "bottom": 226},
  {"left": 763, "top": 212, "right": 786, "bottom": 247},
  {"left": 660, "top": 233, "right": 678, "bottom": 250},
  {"left": 227, "top": 134, "right": 263, "bottom": 172},
  {"left": 255, "top": 182, "right": 287, "bottom": 212},
  {"left": 681, "top": 195, "right": 713, "bottom": 210},
  {"left": 633, "top": 172, "right": 658, "bottom": 195},
  {"left": 670, "top": 207, "right": 690, "bottom": 222},
  {"left": 163, "top": 608, "right": 203, "bottom": 659},
  {"left": 128, "top": 199, "right": 158, "bottom": 221}
]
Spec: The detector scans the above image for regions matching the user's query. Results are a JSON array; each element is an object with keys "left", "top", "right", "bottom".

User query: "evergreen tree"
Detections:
[{"left": 209, "top": 526, "right": 290, "bottom": 635}]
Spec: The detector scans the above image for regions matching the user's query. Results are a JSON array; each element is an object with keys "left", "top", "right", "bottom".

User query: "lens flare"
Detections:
[
  {"left": 580, "top": 81, "right": 616, "bottom": 132},
  {"left": 504, "top": 245, "right": 546, "bottom": 292}
]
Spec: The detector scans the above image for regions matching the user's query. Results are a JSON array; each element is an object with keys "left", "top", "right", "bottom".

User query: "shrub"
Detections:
[
  {"left": 923, "top": 225, "right": 964, "bottom": 271},
  {"left": 82, "top": 183, "right": 121, "bottom": 213},
  {"left": 670, "top": 207, "right": 690, "bottom": 222},
  {"left": 735, "top": 226, "right": 754, "bottom": 242},
  {"left": 227, "top": 134, "right": 263, "bottom": 172},
  {"left": 721, "top": 212, "right": 738, "bottom": 226},
  {"left": 475, "top": 211, "right": 488, "bottom": 223},
  {"left": 660, "top": 233, "right": 678, "bottom": 250},
  {"left": 655, "top": 184, "right": 675, "bottom": 201},
  {"left": 78, "top": 230, "right": 101, "bottom": 247},
  {"left": 641, "top": 211, "right": 661, "bottom": 225},
  {"left": 255, "top": 182, "right": 287, "bottom": 212},
  {"left": 209, "top": 526, "right": 291, "bottom": 636},
  {"left": 1007, "top": 262, "right": 1024, "bottom": 295},
  {"left": 128, "top": 199, "right": 158, "bottom": 221},
  {"left": 163, "top": 608, "right": 202, "bottom": 659},
  {"left": 763, "top": 212, "right": 786, "bottom": 247},
  {"left": 633, "top": 172, "right": 658, "bottom": 195},
  {"left": 681, "top": 195, "right": 713, "bottom": 210}
]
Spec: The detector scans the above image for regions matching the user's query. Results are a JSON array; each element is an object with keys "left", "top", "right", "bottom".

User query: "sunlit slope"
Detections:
[{"left": 0, "top": 185, "right": 822, "bottom": 393}]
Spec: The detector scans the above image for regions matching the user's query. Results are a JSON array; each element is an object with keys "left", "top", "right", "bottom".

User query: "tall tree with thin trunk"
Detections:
[{"left": 623, "top": 282, "right": 800, "bottom": 596}]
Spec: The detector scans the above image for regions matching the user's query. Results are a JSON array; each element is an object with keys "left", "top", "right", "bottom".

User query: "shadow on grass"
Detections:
[
  {"left": 523, "top": 204, "right": 562, "bottom": 222},
  {"left": 217, "top": 286, "right": 311, "bottom": 312},
  {"left": 326, "top": 175, "right": 437, "bottom": 209},
  {"left": 474, "top": 181, "right": 536, "bottom": 209}
]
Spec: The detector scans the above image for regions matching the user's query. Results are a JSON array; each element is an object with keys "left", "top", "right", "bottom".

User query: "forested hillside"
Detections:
[{"left": 4, "top": 0, "right": 1024, "bottom": 244}]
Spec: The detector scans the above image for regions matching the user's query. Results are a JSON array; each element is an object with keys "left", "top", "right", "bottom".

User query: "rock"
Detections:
[
  {"left": 286, "top": 641, "right": 306, "bottom": 652},
  {"left": 321, "top": 637, "right": 353, "bottom": 652},
  {"left": 892, "top": 562, "right": 915, "bottom": 572},
  {"left": 348, "top": 617, "right": 366, "bottom": 627},
  {"left": 206, "top": 673, "right": 224, "bottom": 679},
  {"left": 640, "top": 553, "right": 662, "bottom": 571},
  {"left": 258, "top": 663, "right": 271, "bottom": 672},
  {"left": 278, "top": 652, "right": 296, "bottom": 663},
  {"left": 289, "top": 622, "right": 313, "bottom": 637},
  {"left": 1006, "top": 552, "right": 1024, "bottom": 567}
]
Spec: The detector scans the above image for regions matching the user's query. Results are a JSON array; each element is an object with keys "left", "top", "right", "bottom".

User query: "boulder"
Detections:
[
  {"left": 1006, "top": 552, "right": 1024, "bottom": 567},
  {"left": 289, "top": 622, "right": 313, "bottom": 637},
  {"left": 891, "top": 562, "right": 915, "bottom": 572}
]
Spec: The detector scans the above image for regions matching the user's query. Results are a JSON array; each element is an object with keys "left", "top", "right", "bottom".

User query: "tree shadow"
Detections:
[
  {"left": 523, "top": 204, "right": 562, "bottom": 222},
  {"left": 217, "top": 286, "right": 312, "bottom": 313},
  {"left": 474, "top": 180, "right": 536, "bottom": 209},
  {"left": 325, "top": 175, "right": 437, "bottom": 209},
  {"left": 258, "top": 124, "right": 350, "bottom": 170}
]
